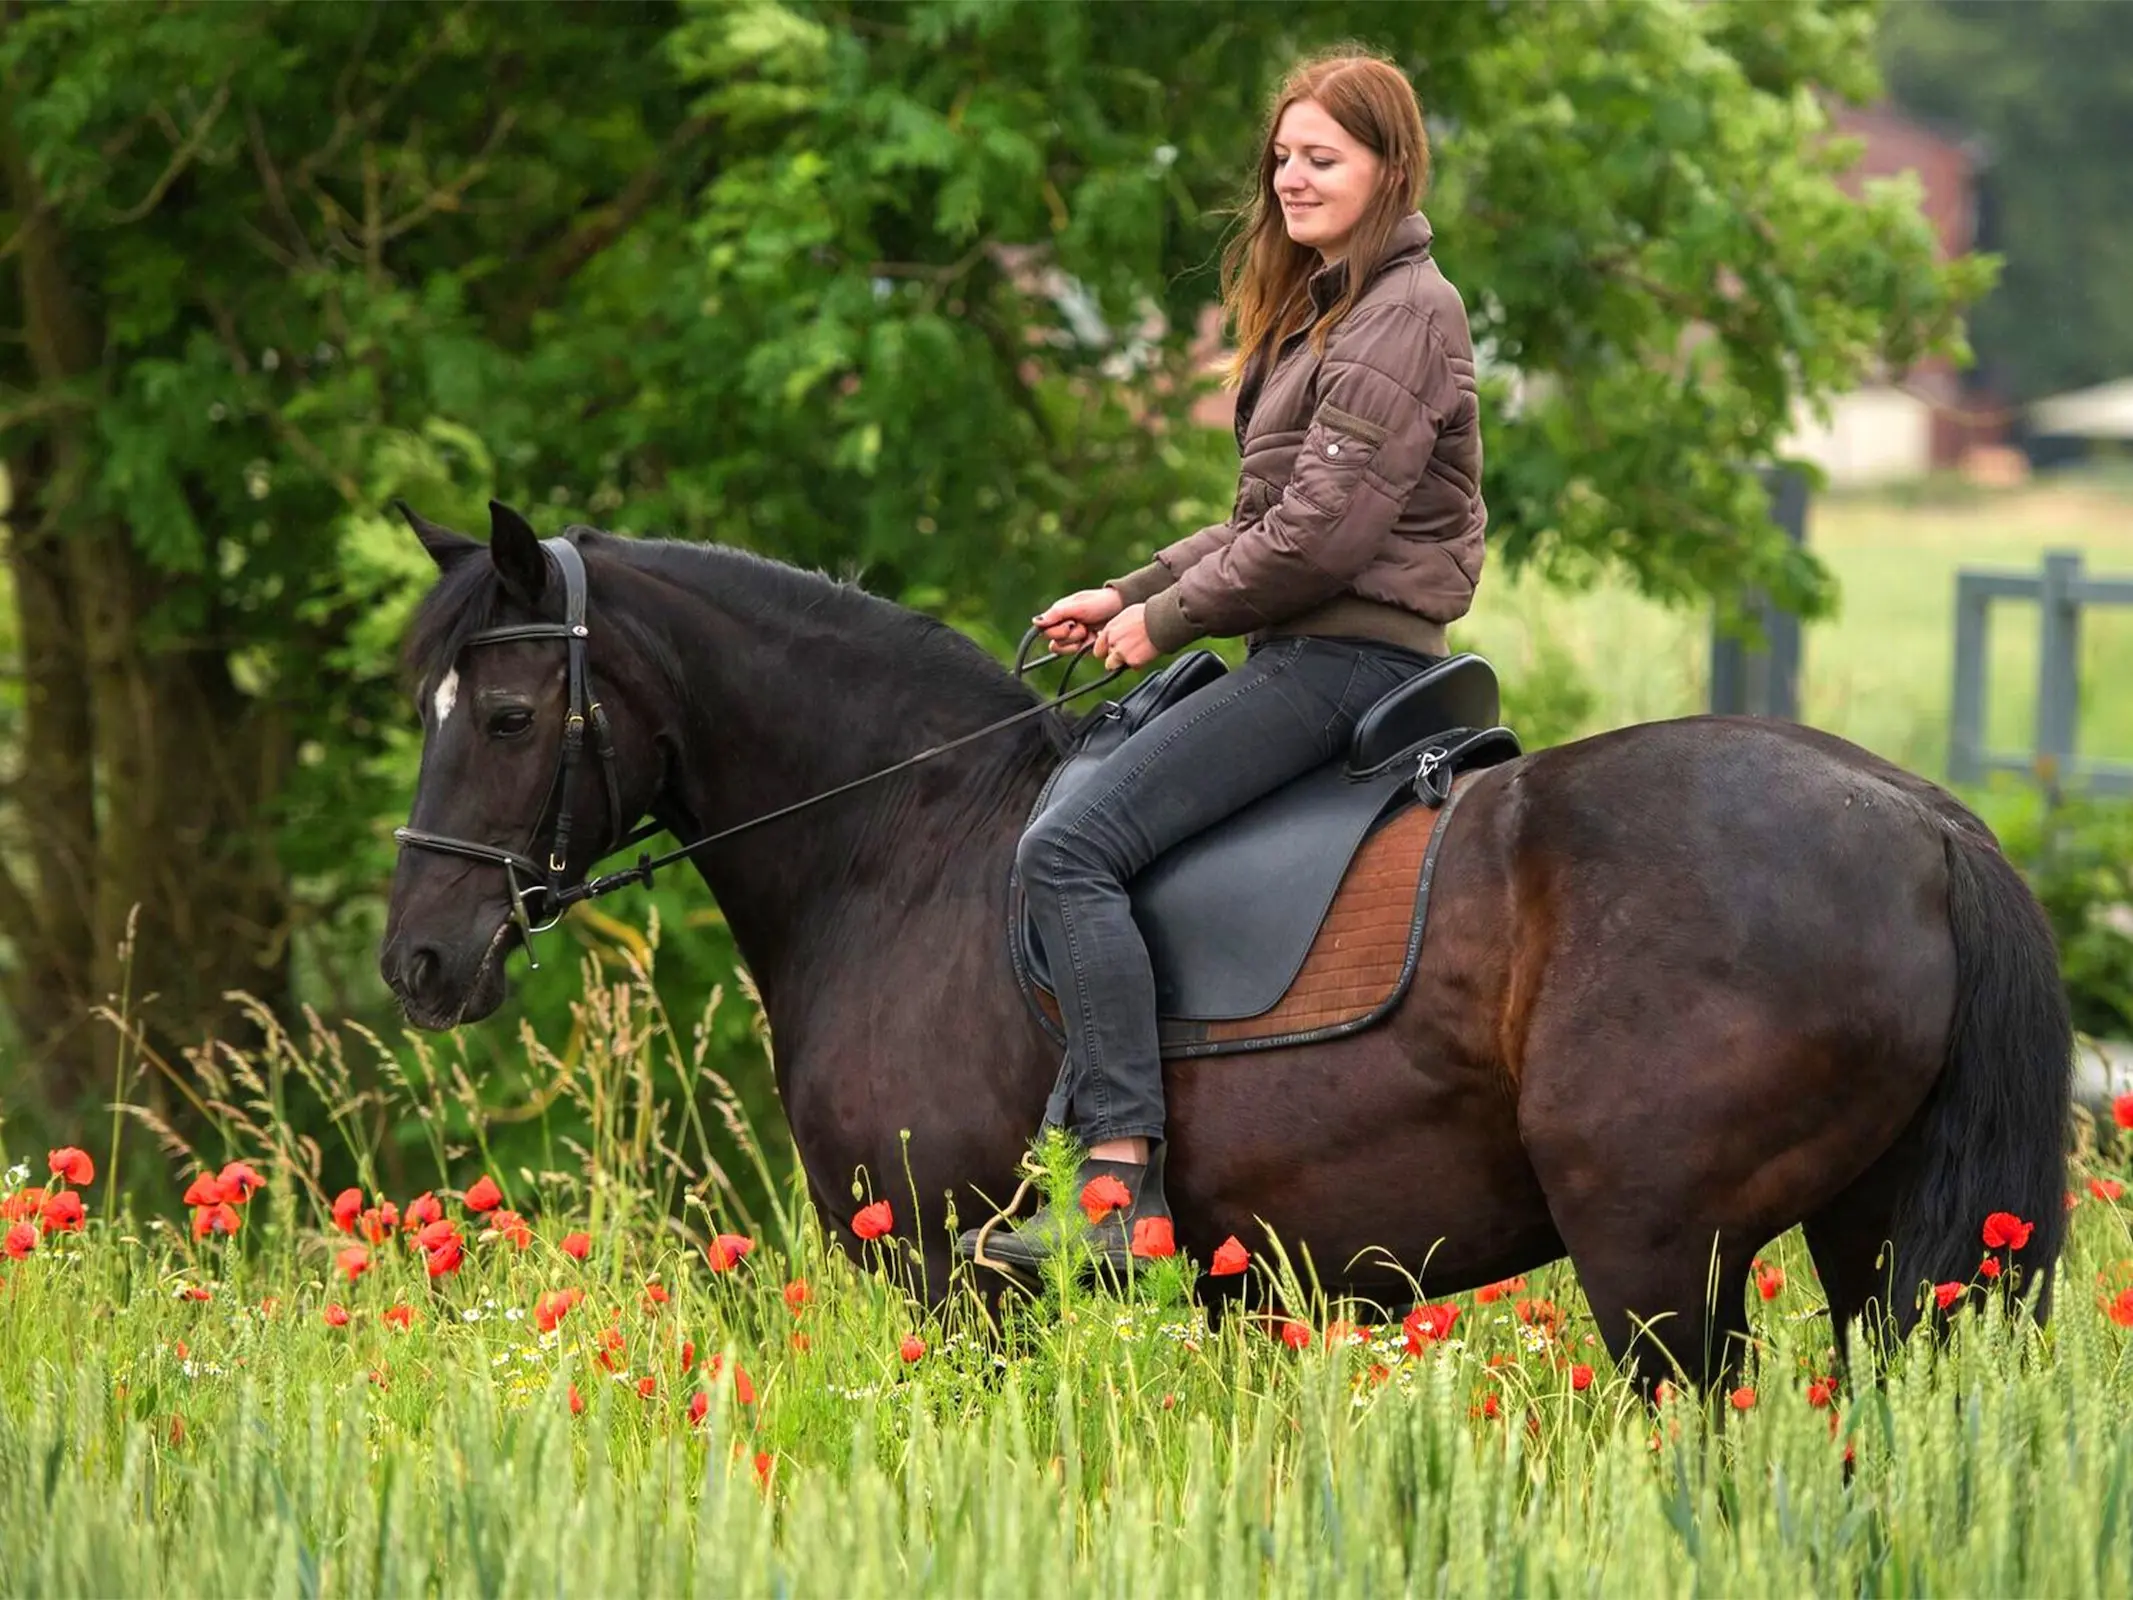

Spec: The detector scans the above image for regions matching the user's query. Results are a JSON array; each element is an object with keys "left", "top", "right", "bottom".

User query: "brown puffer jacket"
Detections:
[{"left": 1108, "top": 211, "right": 1485, "bottom": 658}]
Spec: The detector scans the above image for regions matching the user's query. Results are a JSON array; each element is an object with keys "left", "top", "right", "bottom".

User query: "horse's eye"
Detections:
[{"left": 487, "top": 708, "right": 535, "bottom": 739}]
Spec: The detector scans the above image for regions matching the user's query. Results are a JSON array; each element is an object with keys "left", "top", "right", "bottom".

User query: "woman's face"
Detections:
[{"left": 1271, "top": 97, "right": 1382, "bottom": 262}]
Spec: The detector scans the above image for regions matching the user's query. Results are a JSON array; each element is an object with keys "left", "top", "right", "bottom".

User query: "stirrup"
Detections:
[{"left": 967, "top": 1150, "right": 1050, "bottom": 1277}]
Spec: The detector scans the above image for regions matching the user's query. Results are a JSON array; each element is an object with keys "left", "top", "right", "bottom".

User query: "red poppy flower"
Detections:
[
  {"left": 181, "top": 1172, "right": 229, "bottom": 1208},
  {"left": 1129, "top": 1216, "right": 1176, "bottom": 1259},
  {"left": 569, "top": 1384, "right": 585, "bottom": 1416},
  {"left": 1474, "top": 1276, "right": 1527, "bottom": 1304},
  {"left": 192, "top": 1202, "right": 241, "bottom": 1239},
  {"left": 533, "top": 1287, "right": 584, "bottom": 1332},
  {"left": 1978, "top": 1256, "right": 2002, "bottom": 1280},
  {"left": 357, "top": 1203, "right": 399, "bottom": 1243},
  {"left": 1981, "top": 1212, "right": 2033, "bottom": 1251},
  {"left": 706, "top": 1233, "right": 755, "bottom": 1271},
  {"left": 1755, "top": 1265, "right": 1785, "bottom": 1300},
  {"left": 1079, "top": 1175, "right": 1132, "bottom": 1223},
  {"left": 1279, "top": 1320, "right": 1312, "bottom": 1351},
  {"left": 680, "top": 1338, "right": 696, "bottom": 1373},
  {"left": 791, "top": 1332, "right": 811, "bottom": 1352},
  {"left": 689, "top": 1390, "right": 710, "bottom": 1426},
  {"left": 2107, "top": 1287, "right": 2133, "bottom": 1328},
  {"left": 425, "top": 1240, "right": 464, "bottom": 1279},
  {"left": 2089, "top": 1177, "right": 2124, "bottom": 1203},
  {"left": 1806, "top": 1376, "right": 1837, "bottom": 1408},
  {"left": 337, "top": 1245, "right": 371, "bottom": 1282},
  {"left": 706, "top": 1355, "right": 756, "bottom": 1404},
  {"left": 636, "top": 1375, "right": 658, "bottom": 1400},
  {"left": 2114, "top": 1093, "right": 2133, "bottom": 1131},
  {"left": 1209, "top": 1236, "right": 1250, "bottom": 1276},
  {"left": 1402, "top": 1303, "right": 1460, "bottom": 1355},
  {"left": 489, "top": 1210, "right": 532, "bottom": 1250},
  {"left": 1934, "top": 1281, "right": 1964, "bottom": 1311},
  {"left": 1324, "top": 1320, "right": 1370, "bottom": 1348},
  {"left": 47, "top": 1148, "right": 93, "bottom": 1186},
  {"left": 559, "top": 1231, "right": 591, "bottom": 1261},
  {"left": 4, "top": 1222, "right": 34, "bottom": 1260},
  {"left": 382, "top": 1303, "right": 416, "bottom": 1330},
  {"left": 324, "top": 1303, "right": 351, "bottom": 1327},
  {"left": 416, "top": 1218, "right": 460, "bottom": 1254},
  {"left": 1729, "top": 1387, "right": 1757, "bottom": 1410},
  {"left": 463, "top": 1175, "right": 503, "bottom": 1214},
  {"left": 1480, "top": 1393, "right": 1501, "bottom": 1419},
  {"left": 218, "top": 1161, "right": 265, "bottom": 1202},
  {"left": 404, "top": 1192, "right": 443, "bottom": 1230},
  {"left": 1, "top": 1186, "right": 45, "bottom": 1223},
  {"left": 850, "top": 1201, "right": 893, "bottom": 1240},
  {"left": 40, "top": 1190, "right": 84, "bottom": 1234},
  {"left": 753, "top": 1451, "right": 773, "bottom": 1489},
  {"left": 331, "top": 1188, "right": 363, "bottom": 1233},
  {"left": 1570, "top": 1364, "right": 1594, "bottom": 1391},
  {"left": 783, "top": 1280, "right": 811, "bottom": 1311},
  {"left": 644, "top": 1282, "right": 671, "bottom": 1310},
  {"left": 1515, "top": 1298, "right": 1562, "bottom": 1334},
  {"left": 900, "top": 1334, "right": 926, "bottom": 1363}
]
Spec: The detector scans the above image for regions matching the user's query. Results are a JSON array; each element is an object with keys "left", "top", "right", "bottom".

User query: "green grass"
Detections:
[
  {"left": 5, "top": 970, "right": 2133, "bottom": 1596},
  {"left": 1452, "top": 474, "right": 2133, "bottom": 781}
]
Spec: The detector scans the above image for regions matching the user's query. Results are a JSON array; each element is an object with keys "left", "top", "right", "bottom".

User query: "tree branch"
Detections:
[
  {"left": 98, "top": 79, "right": 232, "bottom": 227},
  {"left": 499, "top": 110, "right": 720, "bottom": 335},
  {"left": 371, "top": 108, "right": 517, "bottom": 246}
]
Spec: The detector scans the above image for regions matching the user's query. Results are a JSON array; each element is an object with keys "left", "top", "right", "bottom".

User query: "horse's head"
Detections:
[{"left": 379, "top": 500, "right": 662, "bottom": 1028}]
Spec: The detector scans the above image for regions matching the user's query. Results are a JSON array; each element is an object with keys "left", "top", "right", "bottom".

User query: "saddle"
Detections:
[{"left": 1010, "top": 648, "right": 1522, "bottom": 1058}]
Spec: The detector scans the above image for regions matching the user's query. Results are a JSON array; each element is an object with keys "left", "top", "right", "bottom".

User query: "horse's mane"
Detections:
[{"left": 402, "top": 530, "right": 1067, "bottom": 750}]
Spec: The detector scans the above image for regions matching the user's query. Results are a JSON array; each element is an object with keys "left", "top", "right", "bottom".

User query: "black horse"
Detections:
[{"left": 380, "top": 503, "right": 2073, "bottom": 1392}]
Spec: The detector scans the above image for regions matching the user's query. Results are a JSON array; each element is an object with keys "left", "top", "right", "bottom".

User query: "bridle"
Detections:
[
  {"left": 393, "top": 536, "right": 1124, "bottom": 968},
  {"left": 393, "top": 538, "right": 639, "bottom": 964}
]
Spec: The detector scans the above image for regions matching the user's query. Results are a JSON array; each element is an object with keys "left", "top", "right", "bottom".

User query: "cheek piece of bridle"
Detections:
[{"left": 393, "top": 536, "right": 1123, "bottom": 969}]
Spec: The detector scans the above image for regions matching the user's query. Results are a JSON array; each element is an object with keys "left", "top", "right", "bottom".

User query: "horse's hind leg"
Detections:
[
  {"left": 1538, "top": 1196, "right": 1759, "bottom": 1399},
  {"left": 1518, "top": 1042, "right": 1774, "bottom": 1399},
  {"left": 1802, "top": 1136, "right": 1924, "bottom": 1374}
]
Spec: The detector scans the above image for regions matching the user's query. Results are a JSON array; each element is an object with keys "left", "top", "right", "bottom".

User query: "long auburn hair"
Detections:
[{"left": 1220, "top": 49, "right": 1430, "bottom": 384}]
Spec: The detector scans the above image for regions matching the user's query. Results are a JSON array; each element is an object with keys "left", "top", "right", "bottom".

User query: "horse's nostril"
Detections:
[{"left": 406, "top": 945, "right": 442, "bottom": 995}]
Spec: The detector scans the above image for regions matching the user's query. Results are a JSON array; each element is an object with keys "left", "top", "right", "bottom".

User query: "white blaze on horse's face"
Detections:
[{"left": 433, "top": 668, "right": 459, "bottom": 727}]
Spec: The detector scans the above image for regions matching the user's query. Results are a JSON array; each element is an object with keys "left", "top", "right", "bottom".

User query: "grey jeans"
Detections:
[{"left": 1018, "top": 635, "right": 1438, "bottom": 1146}]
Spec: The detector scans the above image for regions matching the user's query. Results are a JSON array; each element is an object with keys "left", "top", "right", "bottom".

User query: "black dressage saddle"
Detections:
[{"left": 1011, "top": 648, "right": 1522, "bottom": 1027}]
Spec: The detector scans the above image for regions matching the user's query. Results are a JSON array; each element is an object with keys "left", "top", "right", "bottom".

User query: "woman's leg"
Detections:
[{"left": 974, "top": 638, "right": 1421, "bottom": 1266}]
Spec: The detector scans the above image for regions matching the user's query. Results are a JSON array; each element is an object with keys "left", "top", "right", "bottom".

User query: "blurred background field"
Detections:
[{"left": 1459, "top": 473, "right": 2133, "bottom": 783}]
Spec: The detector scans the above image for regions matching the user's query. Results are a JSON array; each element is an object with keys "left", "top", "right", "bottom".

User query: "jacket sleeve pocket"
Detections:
[{"left": 1288, "top": 406, "right": 1383, "bottom": 513}]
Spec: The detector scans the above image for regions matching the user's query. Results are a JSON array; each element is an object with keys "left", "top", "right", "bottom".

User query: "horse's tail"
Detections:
[{"left": 1892, "top": 823, "right": 2073, "bottom": 1326}]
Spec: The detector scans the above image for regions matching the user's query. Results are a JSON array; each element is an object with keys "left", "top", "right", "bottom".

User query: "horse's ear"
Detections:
[
  {"left": 488, "top": 500, "right": 547, "bottom": 604},
  {"left": 393, "top": 500, "right": 479, "bottom": 572}
]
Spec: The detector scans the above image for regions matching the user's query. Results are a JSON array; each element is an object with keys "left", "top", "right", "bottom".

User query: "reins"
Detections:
[{"left": 393, "top": 536, "right": 1126, "bottom": 965}]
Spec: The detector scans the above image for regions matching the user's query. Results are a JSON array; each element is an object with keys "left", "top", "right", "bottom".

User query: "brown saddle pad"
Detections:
[{"left": 1023, "top": 780, "right": 1468, "bottom": 1059}]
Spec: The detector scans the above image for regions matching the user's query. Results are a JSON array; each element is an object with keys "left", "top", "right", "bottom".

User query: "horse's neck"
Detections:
[{"left": 644, "top": 566, "right": 1053, "bottom": 1031}]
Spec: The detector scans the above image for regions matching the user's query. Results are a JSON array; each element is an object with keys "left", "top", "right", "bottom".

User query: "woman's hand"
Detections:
[
  {"left": 1095, "top": 603, "right": 1160, "bottom": 670},
  {"left": 1032, "top": 587, "right": 1125, "bottom": 654}
]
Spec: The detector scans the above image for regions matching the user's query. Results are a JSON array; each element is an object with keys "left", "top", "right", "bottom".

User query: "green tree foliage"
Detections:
[
  {"left": 1880, "top": 0, "right": 2133, "bottom": 405},
  {"left": 0, "top": 0, "right": 1979, "bottom": 1153}
]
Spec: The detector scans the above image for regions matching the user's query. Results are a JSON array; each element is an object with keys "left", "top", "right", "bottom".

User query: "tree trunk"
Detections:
[{"left": 4, "top": 110, "right": 294, "bottom": 1117}]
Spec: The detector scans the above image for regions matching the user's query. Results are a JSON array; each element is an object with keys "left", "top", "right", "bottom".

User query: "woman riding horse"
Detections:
[{"left": 966, "top": 50, "right": 1488, "bottom": 1271}]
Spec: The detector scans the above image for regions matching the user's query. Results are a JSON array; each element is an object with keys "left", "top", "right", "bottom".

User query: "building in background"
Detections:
[{"left": 1783, "top": 101, "right": 2006, "bottom": 487}]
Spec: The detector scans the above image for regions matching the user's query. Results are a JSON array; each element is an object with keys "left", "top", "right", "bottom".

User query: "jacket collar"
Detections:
[{"left": 1307, "top": 210, "right": 1433, "bottom": 316}]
